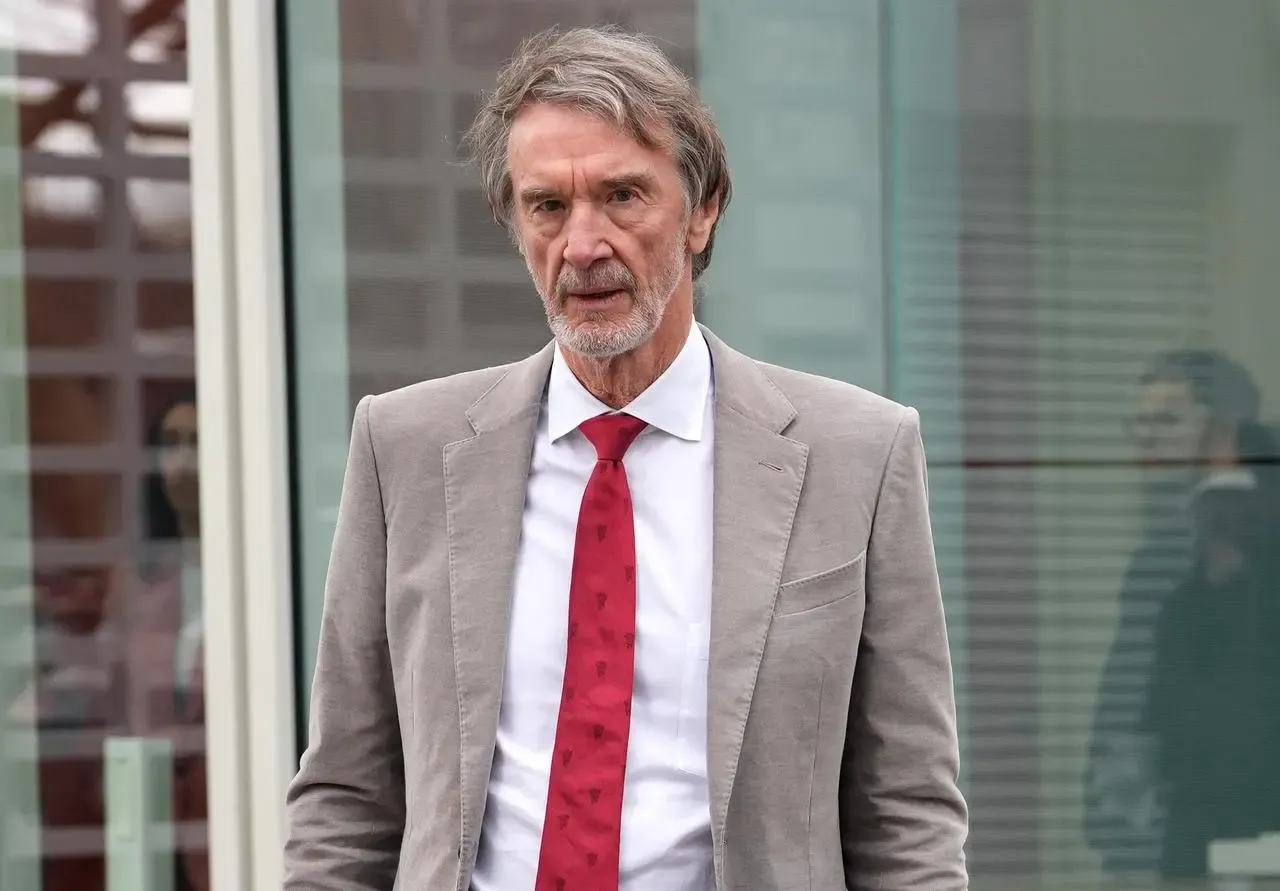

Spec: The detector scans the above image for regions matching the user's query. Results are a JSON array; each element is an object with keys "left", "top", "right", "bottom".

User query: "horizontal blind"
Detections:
[
  {"left": 1033, "top": 126, "right": 1214, "bottom": 884},
  {"left": 892, "top": 115, "right": 1215, "bottom": 882}
]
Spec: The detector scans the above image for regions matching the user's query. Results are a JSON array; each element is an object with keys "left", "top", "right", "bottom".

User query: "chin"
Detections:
[{"left": 553, "top": 317, "right": 652, "bottom": 359}]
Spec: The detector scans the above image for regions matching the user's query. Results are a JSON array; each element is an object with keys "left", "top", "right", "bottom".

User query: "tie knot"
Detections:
[{"left": 579, "top": 413, "right": 648, "bottom": 462}]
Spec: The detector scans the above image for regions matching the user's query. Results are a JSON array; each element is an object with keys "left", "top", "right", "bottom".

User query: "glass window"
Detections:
[
  {"left": 1, "top": 3, "right": 210, "bottom": 889},
  {"left": 889, "top": 0, "right": 1280, "bottom": 884},
  {"left": 282, "top": 1, "right": 1280, "bottom": 886}
]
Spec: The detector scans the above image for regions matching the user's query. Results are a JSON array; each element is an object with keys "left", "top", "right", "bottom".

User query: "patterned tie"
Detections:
[{"left": 535, "top": 412, "right": 648, "bottom": 891}]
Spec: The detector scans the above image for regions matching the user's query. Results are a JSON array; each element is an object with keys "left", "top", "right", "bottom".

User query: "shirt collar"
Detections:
[{"left": 547, "top": 321, "right": 713, "bottom": 444}]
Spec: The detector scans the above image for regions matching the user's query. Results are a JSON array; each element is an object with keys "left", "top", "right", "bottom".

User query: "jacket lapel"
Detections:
[
  {"left": 445, "top": 328, "right": 807, "bottom": 873},
  {"left": 445, "top": 343, "right": 553, "bottom": 871},
  {"left": 701, "top": 327, "right": 808, "bottom": 861}
]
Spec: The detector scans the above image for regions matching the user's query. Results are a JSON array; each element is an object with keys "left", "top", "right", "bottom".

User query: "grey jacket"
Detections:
[{"left": 283, "top": 326, "right": 968, "bottom": 890}]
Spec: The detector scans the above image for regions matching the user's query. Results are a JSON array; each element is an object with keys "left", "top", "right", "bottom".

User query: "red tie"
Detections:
[{"left": 535, "top": 413, "right": 648, "bottom": 891}]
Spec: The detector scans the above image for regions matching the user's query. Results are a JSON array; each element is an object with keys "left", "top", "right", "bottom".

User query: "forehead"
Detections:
[
  {"left": 507, "top": 102, "right": 673, "bottom": 186},
  {"left": 163, "top": 402, "right": 197, "bottom": 428}
]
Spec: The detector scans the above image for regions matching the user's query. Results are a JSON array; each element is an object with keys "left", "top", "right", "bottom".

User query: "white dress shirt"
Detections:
[{"left": 472, "top": 322, "right": 716, "bottom": 891}]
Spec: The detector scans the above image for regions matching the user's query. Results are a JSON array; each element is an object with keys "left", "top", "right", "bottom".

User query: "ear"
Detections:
[{"left": 685, "top": 190, "right": 720, "bottom": 256}]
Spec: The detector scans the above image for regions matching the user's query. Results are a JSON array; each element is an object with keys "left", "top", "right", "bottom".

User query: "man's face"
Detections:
[
  {"left": 1129, "top": 377, "right": 1209, "bottom": 466},
  {"left": 506, "top": 102, "right": 715, "bottom": 358}
]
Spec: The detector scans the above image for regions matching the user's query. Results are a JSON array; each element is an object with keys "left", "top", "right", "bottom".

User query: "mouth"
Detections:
[{"left": 567, "top": 289, "right": 627, "bottom": 305}]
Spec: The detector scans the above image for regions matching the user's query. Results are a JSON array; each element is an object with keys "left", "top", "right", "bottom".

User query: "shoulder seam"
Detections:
[
  {"left": 869, "top": 405, "right": 913, "bottom": 521},
  {"left": 360, "top": 394, "right": 389, "bottom": 530}
]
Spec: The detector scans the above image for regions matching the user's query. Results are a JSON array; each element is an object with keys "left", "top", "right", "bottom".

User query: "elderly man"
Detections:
[{"left": 283, "top": 25, "right": 968, "bottom": 891}]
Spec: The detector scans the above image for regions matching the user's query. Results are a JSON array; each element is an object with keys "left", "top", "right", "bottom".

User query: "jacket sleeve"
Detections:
[
  {"left": 841, "top": 407, "right": 969, "bottom": 890},
  {"left": 283, "top": 395, "right": 405, "bottom": 889}
]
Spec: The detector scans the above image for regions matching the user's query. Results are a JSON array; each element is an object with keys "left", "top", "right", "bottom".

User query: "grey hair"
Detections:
[{"left": 462, "top": 25, "right": 732, "bottom": 280}]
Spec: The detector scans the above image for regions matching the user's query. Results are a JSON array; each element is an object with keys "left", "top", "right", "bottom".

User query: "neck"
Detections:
[{"left": 563, "top": 294, "right": 693, "bottom": 409}]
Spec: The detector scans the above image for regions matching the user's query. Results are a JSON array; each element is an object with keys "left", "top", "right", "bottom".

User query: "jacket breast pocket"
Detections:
[{"left": 774, "top": 552, "right": 865, "bottom": 618}]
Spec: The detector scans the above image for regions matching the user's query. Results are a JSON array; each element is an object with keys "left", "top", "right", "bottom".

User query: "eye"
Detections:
[
  {"left": 610, "top": 189, "right": 636, "bottom": 204},
  {"left": 535, "top": 198, "right": 564, "bottom": 214}
]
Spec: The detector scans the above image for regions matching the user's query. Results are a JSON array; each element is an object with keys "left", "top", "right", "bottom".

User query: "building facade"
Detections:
[{"left": 3, "top": 1, "right": 1280, "bottom": 888}]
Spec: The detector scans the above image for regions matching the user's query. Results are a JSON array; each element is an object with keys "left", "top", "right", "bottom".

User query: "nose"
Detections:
[{"left": 562, "top": 204, "right": 614, "bottom": 270}]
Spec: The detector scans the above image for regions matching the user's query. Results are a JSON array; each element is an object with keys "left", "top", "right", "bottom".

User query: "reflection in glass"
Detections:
[
  {"left": 1141, "top": 417, "right": 1280, "bottom": 878},
  {"left": 885, "top": 0, "right": 1280, "bottom": 886},
  {"left": 1, "top": 1, "right": 203, "bottom": 889},
  {"left": 1086, "top": 350, "right": 1260, "bottom": 874}
]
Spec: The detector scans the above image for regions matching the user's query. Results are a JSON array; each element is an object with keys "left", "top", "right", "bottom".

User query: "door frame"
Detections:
[{"left": 189, "top": 1, "right": 297, "bottom": 887}]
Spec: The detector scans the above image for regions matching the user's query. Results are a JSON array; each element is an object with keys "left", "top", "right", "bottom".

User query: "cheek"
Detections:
[
  {"left": 533, "top": 252, "right": 561, "bottom": 290},
  {"left": 519, "top": 232, "right": 556, "bottom": 275},
  {"left": 161, "top": 468, "right": 187, "bottom": 495},
  {"left": 634, "top": 230, "right": 680, "bottom": 273},
  {"left": 161, "top": 451, "right": 197, "bottom": 483},
  {"left": 610, "top": 220, "right": 655, "bottom": 256}
]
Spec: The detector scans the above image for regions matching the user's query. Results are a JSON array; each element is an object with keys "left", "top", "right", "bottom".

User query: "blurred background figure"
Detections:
[
  {"left": 1141, "top": 416, "right": 1280, "bottom": 878},
  {"left": 1, "top": 1, "right": 198, "bottom": 888},
  {"left": 140, "top": 388, "right": 203, "bottom": 717},
  {"left": 133, "top": 388, "right": 208, "bottom": 891},
  {"left": 1084, "top": 349, "right": 1263, "bottom": 877}
]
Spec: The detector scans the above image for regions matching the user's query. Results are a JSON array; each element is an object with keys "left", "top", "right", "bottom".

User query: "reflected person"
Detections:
[
  {"left": 135, "top": 388, "right": 210, "bottom": 891},
  {"left": 1084, "top": 349, "right": 1261, "bottom": 876},
  {"left": 284, "top": 26, "right": 967, "bottom": 891},
  {"left": 1142, "top": 418, "right": 1280, "bottom": 878},
  {"left": 141, "top": 389, "right": 203, "bottom": 716}
]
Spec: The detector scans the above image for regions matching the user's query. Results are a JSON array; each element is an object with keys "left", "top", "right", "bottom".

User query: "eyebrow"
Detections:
[
  {"left": 518, "top": 186, "right": 560, "bottom": 207},
  {"left": 602, "top": 171, "right": 659, "bottom": 194},
  {"left": 517, "top": 171, "right": 661, "bottom": 208}
]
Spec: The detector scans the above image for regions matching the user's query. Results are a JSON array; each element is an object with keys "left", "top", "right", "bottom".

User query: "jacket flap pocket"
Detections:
[{"left": 775, "top": 552, "right": 866, "bottom": 617}]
